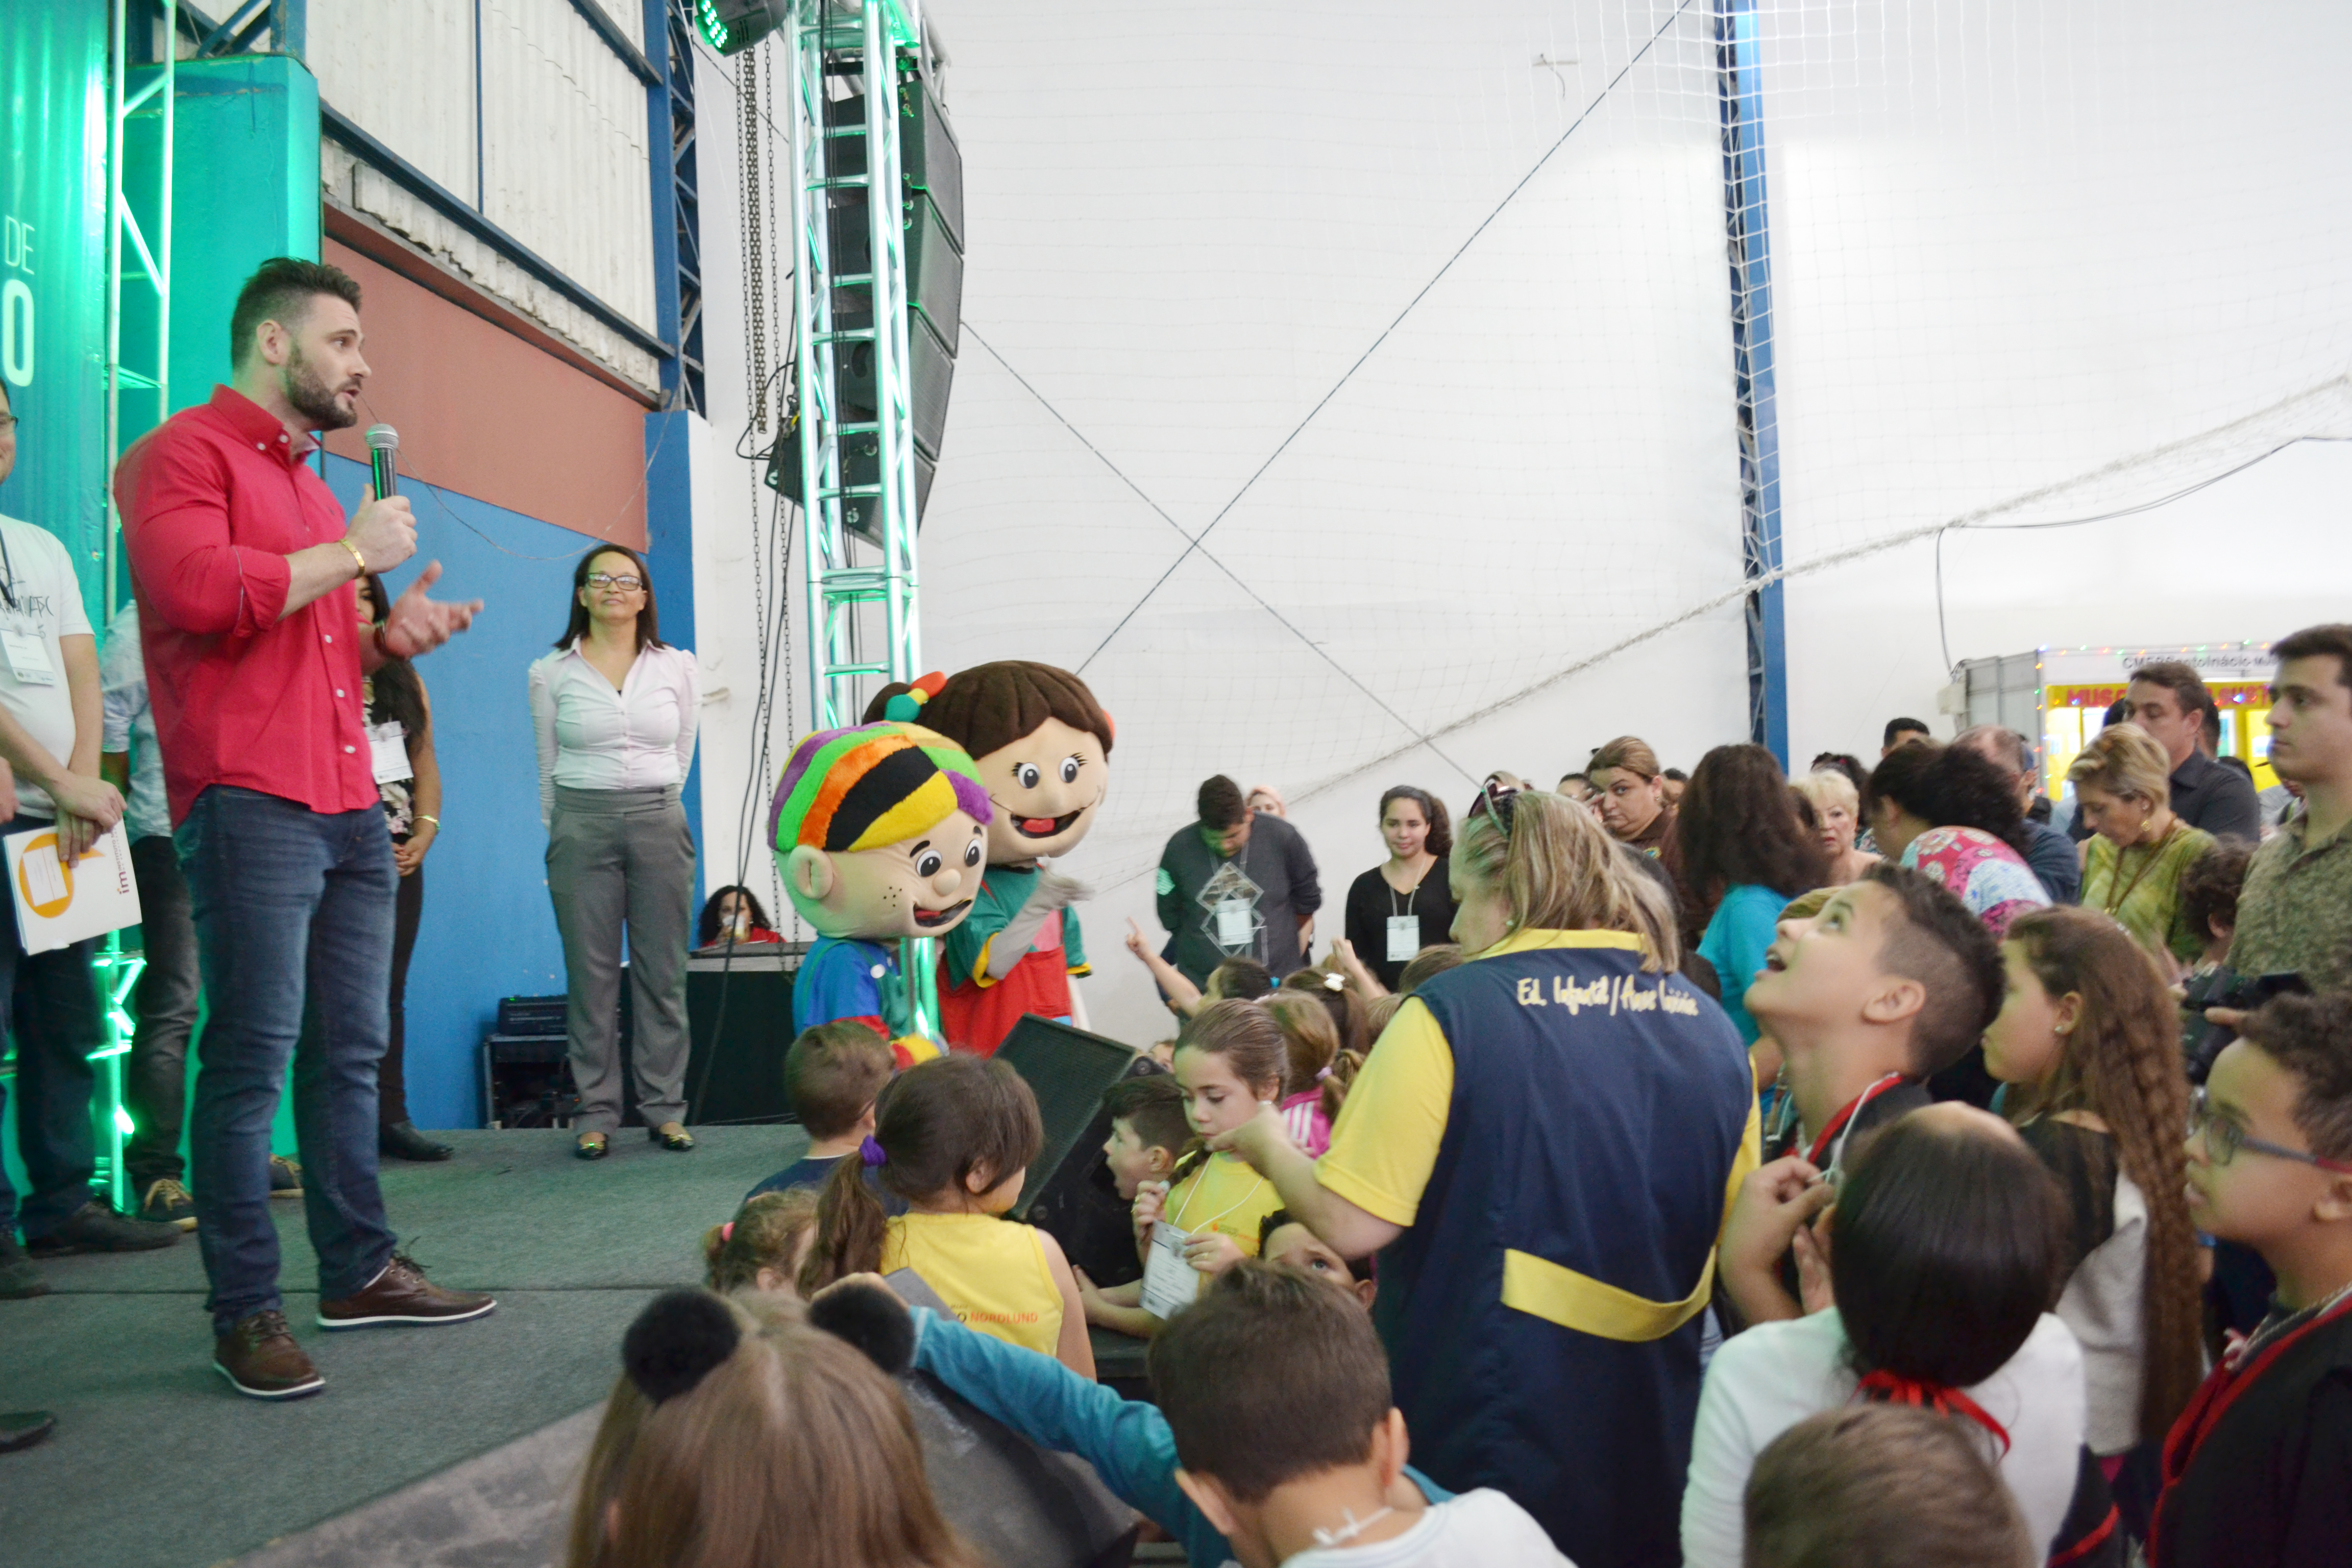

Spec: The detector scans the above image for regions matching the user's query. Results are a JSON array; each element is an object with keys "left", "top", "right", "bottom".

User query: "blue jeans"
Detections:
[
  {"left": 180, "top": 787, "right": 398, "bottom": 1333},
  {"left": 0, "top": 814, "right": 106, "bottom": 1241}
]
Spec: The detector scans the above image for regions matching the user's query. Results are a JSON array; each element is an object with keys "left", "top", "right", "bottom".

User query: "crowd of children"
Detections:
[{"left": 565, "top": 655, "right": 2352, "bottom": 1568}]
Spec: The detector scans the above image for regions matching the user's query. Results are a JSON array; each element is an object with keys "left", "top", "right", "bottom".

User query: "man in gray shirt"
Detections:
[{"left": 1156, "top": 775, "right": 1322, "bottom": 986}]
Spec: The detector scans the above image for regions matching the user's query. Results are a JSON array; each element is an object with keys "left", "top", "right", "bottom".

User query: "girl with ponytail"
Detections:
[
  {"left": 1683, "top": 1105, "right": 2089, "bottom": 1567},
  {"left": 796, "top": 1055, "right": 1093, "bottom": 1377},
  {"left": 1982, "top": 905, "right": 2205, "bottom": 1466}
]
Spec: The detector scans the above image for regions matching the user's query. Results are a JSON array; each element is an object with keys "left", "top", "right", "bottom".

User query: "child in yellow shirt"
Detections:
[{"left": 799, "top": 1055, "right": 1092, "bottom": 1377}]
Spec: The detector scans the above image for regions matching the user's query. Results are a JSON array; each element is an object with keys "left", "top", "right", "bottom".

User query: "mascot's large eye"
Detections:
[
  {"left": 1016, "top": 763, "right": 1041, "bottom": 790},
  {"left": 963, "top": 839, "right": 984, "bottom": 867},
  {"left": 1060, "top": 756, "right": 1082, "bottom": 785},
  {"left": 916, "top": 850, "right": 943, "bottom": 877}
]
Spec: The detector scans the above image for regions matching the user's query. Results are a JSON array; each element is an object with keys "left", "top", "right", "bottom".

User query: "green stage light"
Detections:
[{"left": 694, "top": 0, "right": 780, "bottom": 55}]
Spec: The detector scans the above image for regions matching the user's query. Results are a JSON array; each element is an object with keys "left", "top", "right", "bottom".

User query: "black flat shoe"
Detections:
[
  {"left": 650, "top": 1125, "right": 695, "bottom": 1152},
  {"left": 575, "top": 1135, "right": 609, "bottom": 1160},
  {"left": 380, "top": 1120, "right": 454, "bottom": 1162}
]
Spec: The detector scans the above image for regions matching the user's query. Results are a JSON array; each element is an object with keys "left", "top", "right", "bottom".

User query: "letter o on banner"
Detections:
[{"left": 1, "top": 279, "right": 31, "bottom": 387}]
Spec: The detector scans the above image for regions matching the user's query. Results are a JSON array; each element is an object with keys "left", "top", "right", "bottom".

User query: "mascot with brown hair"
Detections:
[{"left": 868, "top": 664, "right": 1113, "bottom": 1055}]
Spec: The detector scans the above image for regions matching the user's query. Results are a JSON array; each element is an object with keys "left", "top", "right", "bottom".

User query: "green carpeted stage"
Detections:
[{"left": 0, "top": 1126, "right": 810, "bottom": 1568}]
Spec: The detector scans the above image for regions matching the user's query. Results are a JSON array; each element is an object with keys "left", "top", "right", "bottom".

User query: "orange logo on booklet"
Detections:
[{"left": 15, "top": 831, "right": 72, "bottom": 919}]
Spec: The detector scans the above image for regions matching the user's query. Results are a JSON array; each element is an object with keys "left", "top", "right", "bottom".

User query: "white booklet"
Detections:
[{"left": 4, "top": 821, "right": 141, "bottom": 955}]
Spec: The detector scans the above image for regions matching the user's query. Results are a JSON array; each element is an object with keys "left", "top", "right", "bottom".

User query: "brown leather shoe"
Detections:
[
  {"left": 213, "top": 1310, "right": 326, "bottom": 1400},
  {"left": 317, "top": 1254, "right": 496, "bottom": 1331}
]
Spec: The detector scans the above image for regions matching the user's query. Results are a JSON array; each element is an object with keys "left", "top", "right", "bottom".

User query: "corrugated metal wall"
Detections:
[
  {"left": 307, "top": 0, "right": 658, "bottom": 376},
  {"left": 309, "top": 0, "right": 479, "bottom": 204}
]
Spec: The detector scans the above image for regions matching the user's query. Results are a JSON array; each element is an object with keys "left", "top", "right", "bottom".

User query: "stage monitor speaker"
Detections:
[
  {"left": 684, "top": 946, "right": 801, "bottom": 1124},
  {"left": 996, "top": 1017, "right": 1167, "bottom": 1288}
]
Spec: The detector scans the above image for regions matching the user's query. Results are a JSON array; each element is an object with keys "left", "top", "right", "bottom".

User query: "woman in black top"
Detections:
[{"left": 1341, "top": 786, "right": 1457, "bottom": 992}]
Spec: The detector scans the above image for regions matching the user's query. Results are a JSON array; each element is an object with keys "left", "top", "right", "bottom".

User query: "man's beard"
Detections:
[{"left": 283, "top": 343, "right": 358, "bottom": 430}]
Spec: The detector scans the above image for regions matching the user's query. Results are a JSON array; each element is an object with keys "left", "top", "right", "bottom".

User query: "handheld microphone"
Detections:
[{"left": 365, "top": 424, "right": 399, "bottom": 499}]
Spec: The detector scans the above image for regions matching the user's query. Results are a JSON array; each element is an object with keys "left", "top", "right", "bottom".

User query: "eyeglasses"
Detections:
[
  {"left": 586, "top": 573, "right": 645, "bottom": 592},
  {"left": 2190, "top": 1086, "right": 2352, "bottom": 1173},
  {"left": 0, "top": 415, "right": 19, "bottom": 434}
]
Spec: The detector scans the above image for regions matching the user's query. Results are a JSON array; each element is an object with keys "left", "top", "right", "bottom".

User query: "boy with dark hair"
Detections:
[
  {"left": 2179, "top": 837, "right": 2254, "bottom": 973},
  {"left": 744, "top": 1020, "right": 896, "bottom": 1201},
  {"left": 2153, "top": 991, "right": 2352, "bottom": 1567},
  {"left": 1149, "top": 1262, "right": 1565, "bottom": 1566},
  {"left": 1718, "top": 863, "right": 2005, "bottom": 1327},
  {"left": 1080, "top": 1074, "right": 1196, "bottom": 1336},
  {"left": 1744, "top": 1405, "right": 2035, "bottom": 1568}
]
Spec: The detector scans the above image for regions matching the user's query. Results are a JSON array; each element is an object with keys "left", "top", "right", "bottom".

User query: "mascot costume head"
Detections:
[
  {"left": 770, "top": 719, "right": 992, "bottom": 1059},
  {"left": 866, "top": 663, "right": 1114, "bottom": 868},
  {"left": 862, "top": 666, "right": 1114, "bottom": 1054}
]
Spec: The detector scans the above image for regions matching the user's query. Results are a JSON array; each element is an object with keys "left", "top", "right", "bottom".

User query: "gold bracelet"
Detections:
[
  {"left": 417, "top": 814, "right": 440, "bottom": 829},
  {"left": 340, "top": 539, "right": 368, "bottom": 578}
]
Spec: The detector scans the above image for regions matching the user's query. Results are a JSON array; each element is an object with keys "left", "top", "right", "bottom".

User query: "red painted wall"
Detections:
[{"left": 320, "top": 239, "right": 648, "bottom": 550}]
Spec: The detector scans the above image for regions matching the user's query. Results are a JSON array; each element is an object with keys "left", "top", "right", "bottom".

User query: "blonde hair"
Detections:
[
  {"left": 1793, "top": 769, "right": 1859, "bottom": 823},
  {"left": 2067, "top": 722, "right": 2172, "bottom": 806},
  {"left": 1587, "top": 735, "right": 1662, "bottom": 780},
  {"left": 568, "top": 1294, "right": 983, "bottom": 1568},
  {"left": 1263, "top": 991, "right": 1340, "bottom": 1098},
  {"left": 1454, "top": 791, "right": 1680, "bottom": 970}
]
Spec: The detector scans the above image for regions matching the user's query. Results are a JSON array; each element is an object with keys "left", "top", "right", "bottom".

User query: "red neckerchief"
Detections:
[
  {"left": 2148, "top": 1290, "right": 2352, "bottom": 1565},
  {"left": 1856, "top": 1368, "right": 2013, "bottom": 1455},
  {"left": 1804, "top": 1073, "right": 1908, "bottom": 1167}
]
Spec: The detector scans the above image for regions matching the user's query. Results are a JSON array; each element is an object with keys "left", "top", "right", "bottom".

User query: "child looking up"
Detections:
[
  {"left": 1151, "top": 1261, "right": 1567, "bottom": 1567},
  {"left": 1743, "top": 1405, "right": 2036, "bottom": 1568},
  {"left": 1261, "top": 1208, "right": 1376, "bottom": 1308},
  {"left": 1981, "top": 906, "right": 2204, "bottom": 1474},
  {"left": 1081, "top": 1074, "right": 1196, "bottom": 1337},
  {"left": 746, "top": 1020, "right": 896, "bottom": 1202},
  {"left": 797, "top": 1055, "right": 1093, "bottom": 1377},
  {"left": 1721, "top": 863, "right": 2005, "bottom": 1328},
  {"left": 2152, "top": 993, "right": 2352, "bottom": 1568},
  {"left": 1683, "top": 1104, "right": 2087, "bottom": 1567},
  {"left": 1091, "top": 1002, "right": 1290, "bottom": 1330},
  {"left": 703, "top": 1188, "right": 820, "bottom": 1296}
]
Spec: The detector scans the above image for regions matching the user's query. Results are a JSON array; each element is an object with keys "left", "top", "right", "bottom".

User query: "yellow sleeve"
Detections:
[
  {"left": 1313, "top": 998, "right": 1454, "bottom": 1228},
  {"left": 1714, "top": 1095, "right": 1763, "bottom": 1252}
]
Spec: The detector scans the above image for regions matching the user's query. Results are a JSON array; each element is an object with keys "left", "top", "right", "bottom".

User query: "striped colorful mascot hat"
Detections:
[{"left": 769, "top": 705, "right": 992, "bottom": 856}]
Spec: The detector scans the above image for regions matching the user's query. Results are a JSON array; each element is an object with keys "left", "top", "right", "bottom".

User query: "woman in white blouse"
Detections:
[{"left": 528, "top": 546, "right": 700, "bottom": 1160}]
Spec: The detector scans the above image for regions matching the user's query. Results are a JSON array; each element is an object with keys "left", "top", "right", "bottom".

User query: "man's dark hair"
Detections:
[
  {"left": 1197, "top": 775, "right": 1247, "bottom": 829},
  {"left": 2238, "top": 992, "right": 2352, "bottom": 1164},
  {"left": 1745, "top": 1405, "right": 2033, "bottom": 1568},
  {"left": 229, "top": 257, "right": 362, "bottom": 368},
  {"left": 1857, "top": 863, "right": 2005, "bottom": 1076},
  {"left": 2178, "top": 838, "right": 2254, "bottom": 945},
  {"left": 2131, "top": 659, "right": 2218, "bottom": 723},
  {"left": 1147, "top": 1261, "right": 1392, "bottom": 1502},
  {"left": 1953, "top": 724, "right": 2032, "bottom": 779},
  {"left": 1833, "top": 1110, "right": 2067, "bottom": 1389},
  {"left": 783, "top": 1020, "right": 895, "bottom": 1141},
  {"left": 1661, "top": 767, "right": 1688, "bottom": 783},
  {"left": 1863, "top": 742, "right": 2029, "bottom": 854},
  {"left": 1102, "top": 1073, "right": 1191, "bottom": 1157},
  {"left": 2273, "top": 624, "right": 2352, "bottom": 692},
  {"left": 1882, "top": 717, "right": 1931, "bottom": 750}
]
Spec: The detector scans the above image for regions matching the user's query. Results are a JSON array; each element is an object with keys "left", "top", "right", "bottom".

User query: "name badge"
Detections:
[
  {"left": 368, "top": 721, "right": 413, "bottom": 785},
  {"left": 1386, "top": 914, "right": 1420, "bottom": 964},
  {"left": 1214, "top": 898, "right": 1253, "bottom": 949},
  {"left": 1, "top": 630, "right": 57, "bottom": 687},
  {"left": 1140, "top": 1221, "right": 1200, "bottom": 1319}
]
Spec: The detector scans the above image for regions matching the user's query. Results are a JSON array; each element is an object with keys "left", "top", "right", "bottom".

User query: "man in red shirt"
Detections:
[{"left": 116, "top": 258, "right": 490, "bottom": 1400}]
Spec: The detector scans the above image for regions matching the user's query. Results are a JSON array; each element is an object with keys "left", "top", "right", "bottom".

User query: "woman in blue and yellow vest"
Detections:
[{"left": 1217, "top": 789, "right": 1760, "bottom": 1568}]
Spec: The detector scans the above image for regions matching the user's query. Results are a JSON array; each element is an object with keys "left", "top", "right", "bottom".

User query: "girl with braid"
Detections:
[{"left": 1982, "top": 906, "right": 2205, "bottom": 1517}]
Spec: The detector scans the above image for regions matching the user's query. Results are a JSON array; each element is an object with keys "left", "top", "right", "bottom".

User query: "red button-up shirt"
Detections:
[{"left": 114, "top": 386, "right": 378, "bottom": 826}]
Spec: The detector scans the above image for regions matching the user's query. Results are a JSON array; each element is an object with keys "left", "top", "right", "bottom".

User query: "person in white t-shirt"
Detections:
[
  {"left": 0, "top": 380, "right": 181, "bottom": 1301},
  {"left": 1152, "top": 1260, "right": 1572, "bottom": 1568},
  {"left": 1681, "top": 1104, "right": 2087, "bottom": 1567}
]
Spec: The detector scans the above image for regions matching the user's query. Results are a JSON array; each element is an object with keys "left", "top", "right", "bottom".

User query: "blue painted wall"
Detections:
[{"left": 320, "top": 452, "right": 581, "bottom": 1130}]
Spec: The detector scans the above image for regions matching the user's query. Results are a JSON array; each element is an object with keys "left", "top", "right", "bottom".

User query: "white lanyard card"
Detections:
[{"left": 1140, "top": 1221, "right": 1199, "bottom": 1319}]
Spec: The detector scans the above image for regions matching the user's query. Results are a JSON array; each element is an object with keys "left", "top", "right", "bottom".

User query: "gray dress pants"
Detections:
[{"left": 547, "top": 784, "right": 694, "bottom": 1133}]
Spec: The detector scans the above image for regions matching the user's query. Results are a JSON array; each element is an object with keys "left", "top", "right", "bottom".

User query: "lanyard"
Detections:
[
  {"left": 1806, "top": 1073, "right": 1908, "bottom": 1171},
  {"left": 1172, "top": 1155, "right": 1267, "bottom": 1235},
  {"left": 2100, "top": 820, "right": 2183, "bottom": 916}
]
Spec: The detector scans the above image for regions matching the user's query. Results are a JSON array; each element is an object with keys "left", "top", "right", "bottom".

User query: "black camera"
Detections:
[{"left": 2182, "top": 967, "right": 2310, "bottom": 1084}]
